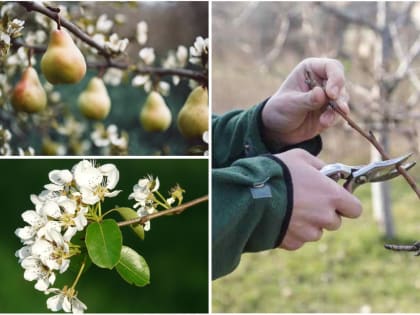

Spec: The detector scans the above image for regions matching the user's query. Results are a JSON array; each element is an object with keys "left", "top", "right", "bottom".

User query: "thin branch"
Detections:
[
  {"left": 305, "top": 70, "right": 420, "bottom": 199},
  {"left": 89, "top": 60, "right": 208, "bottom": 83},
  {"left": 18, "top": 1, "right": 108, "bottom": 56},
  {"left": 117, "top": 195, "right": 208, "bottom": 228}
]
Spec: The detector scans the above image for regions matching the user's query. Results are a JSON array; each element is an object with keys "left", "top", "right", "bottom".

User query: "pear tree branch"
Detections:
[
  {"left": 16, "top": 1, "right": 208, "bottom": 84},
  {"left": 117, "top": 195, "right": 208, "bottom": 228},
  {"left": 305, "top": 70, "right": 420, "bottom": 199}
]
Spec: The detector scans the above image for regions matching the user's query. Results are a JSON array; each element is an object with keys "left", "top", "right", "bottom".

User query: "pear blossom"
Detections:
[
  {"left": 105, "top": 33, "right": 129, "bottom": 54},
  {"left": 129, "top": 176, "right": 160, "bottom": 226},
  {"left": 139, "top": 47, "right": 155, "bottom": 65},
  {"left": 189, "top": 36, "right": 208, "bottom": 65},
  {"left": 21, "top": 256, "right": 56, "bottom": 291},
  {"left": 72, "top": 160, "right": 121, "bottom": 204},
  {"left": 96, "top": 14, "right": 113, "bottom": 33},
  {"left": 44, "top": 170, "right": 73, "bottom": 192},
  {"left": 136, "top": 21, "right": 148, "bottom": 44},
  {"left": 47, "top": 288, "right": 87, "bottom": 313},
  {"left": 103, "top": 68, "right": 124, "bottom": 86}
]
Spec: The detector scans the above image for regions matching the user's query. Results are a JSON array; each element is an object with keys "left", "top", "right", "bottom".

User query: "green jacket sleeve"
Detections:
[
  {"left": 212, "top": 100, "right": 323, "bottom": 279},
  {"left": 212, "top": 99, "right": 322, "bottom": 168},
  {"left": 212, "top": 155, "right": 292, "bottom": 279}
]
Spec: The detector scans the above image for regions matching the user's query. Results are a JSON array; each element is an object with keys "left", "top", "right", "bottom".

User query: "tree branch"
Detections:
[
  {"left": 117, "top": 195, "right": 208, "bottom": 228},
  {"left": 315, "top": 2, "right": 381, "bottom": 33},
  {"left": 18, "top": 1, "right": 107, "bottom": 55},
  {"left": 305, "top": 70, "right": 420, "bottom": 199}
]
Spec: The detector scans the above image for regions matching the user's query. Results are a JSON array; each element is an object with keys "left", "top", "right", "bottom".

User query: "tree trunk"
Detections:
[
  {"left": 370, "top": 131, "right": 395, "bottom": 238},
  {"left": 371, "top": 2, "right": 395, "bottom": 238}
]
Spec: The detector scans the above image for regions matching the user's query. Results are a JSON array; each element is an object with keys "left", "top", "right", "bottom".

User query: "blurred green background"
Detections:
[{"left": 0, "top": 158, "right": 208, "bottom": 312}]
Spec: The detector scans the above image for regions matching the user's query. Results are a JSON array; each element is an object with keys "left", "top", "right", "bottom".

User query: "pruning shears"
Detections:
[{"left": 320, "top": 153, "right": 416, "bottom": 192}]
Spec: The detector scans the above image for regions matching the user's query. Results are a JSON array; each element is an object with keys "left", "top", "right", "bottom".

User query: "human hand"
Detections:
[
  {"left": 262, "top": 58, "right": 349, "bottom": 146},
  {"left": 275, "top": 149, "right": 362, "bottom": 250}
]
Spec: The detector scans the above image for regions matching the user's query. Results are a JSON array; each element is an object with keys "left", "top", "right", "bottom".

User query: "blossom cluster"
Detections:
[
  {"left": 15, "top": 160, "right": 186, "bottom": 313},
  {"left": 15, "top": 160, "right": 121, "bottom": 313}
]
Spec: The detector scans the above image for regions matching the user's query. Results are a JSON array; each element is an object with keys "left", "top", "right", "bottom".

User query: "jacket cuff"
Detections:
[{"left": 262, "top": 154, "right": 293, "bottom": 247}]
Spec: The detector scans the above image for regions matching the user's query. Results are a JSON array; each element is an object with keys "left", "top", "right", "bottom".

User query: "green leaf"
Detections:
[
  {"left": 86, "top": 219, "right": 122, "bottom": 269},
  {"left": 115, "top": 207, "right": 145, "bottom": 240},
  {"left": 116, "top": 246, "right": 150, "bottom": 287}
]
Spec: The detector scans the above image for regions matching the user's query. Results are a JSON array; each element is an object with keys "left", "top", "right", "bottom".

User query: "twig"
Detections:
[
  {"left": 384, "top": 242, "right": 420, "bottom": 256},
  {"left": 117, "top": 195, "right": 208, "bottom": 228},
  {"left": 305, "top": 70, "right": 420, "bottom": 199}
]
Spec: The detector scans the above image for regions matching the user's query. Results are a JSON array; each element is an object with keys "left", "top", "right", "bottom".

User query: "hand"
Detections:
[
  {"left": 262, "top": 58, "right": 349, "bottom": 146},
  {"left": 275, "top": 149, "right": 362, "bottom": 250}
]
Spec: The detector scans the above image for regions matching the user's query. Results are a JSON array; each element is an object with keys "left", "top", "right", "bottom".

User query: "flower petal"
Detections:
[
  {"left": 47, "top": 293, "right": 64, "bottom": 312},
  {"left": 49, "top": 169, "right": 73, "bottom": 186}
]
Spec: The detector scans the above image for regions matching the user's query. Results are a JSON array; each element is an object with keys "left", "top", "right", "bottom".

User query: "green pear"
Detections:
[
  {"left": 78, "top": 77, "right": 111, "bottom": 120},
  {"left": 11, "top": 66, "right": 47, "bottom": 113},
  {"left": 41, "top": 29, "right": 86, "bottom": 84},
  {"left": 140, "top": 91, "right": 172, "bottom": 132},
  {"left": 177, "top": 86, "right": 208, "bottom": 138}
]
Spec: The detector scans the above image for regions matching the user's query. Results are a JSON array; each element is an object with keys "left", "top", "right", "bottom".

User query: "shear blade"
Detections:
[{"left": 353, "top": 153, "right": 414, "bottom": 182}]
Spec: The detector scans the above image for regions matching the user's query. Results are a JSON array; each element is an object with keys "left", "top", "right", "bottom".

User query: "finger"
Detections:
[
  {"left": 335, "top": 90, "right": 350, "bottom": 115},
  {"left": 291, "top": 149, "right": 326, "bottom": 170},
  {"left": 319, "top": 107, "right": 337, "bottom": 127},
  {"left": 332, "top": 185, "right": 363, "bottom": 219},
  {"left": 307, "top": 58, "right": 345, "bottom": 100},
  {"left": 323, "top": 211, "right": 342, "bottom": 231},
  {"left": 292, "top": 86, "right": 328, "bottom": 111},
  {"left": 279, "top": 236, "right": 304, "bottom": 251}
]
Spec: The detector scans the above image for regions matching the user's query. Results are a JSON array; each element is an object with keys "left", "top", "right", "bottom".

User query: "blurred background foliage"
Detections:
[
  {"left": 0, "top": 158, "right": 208, "bottom": 312},
  {"left": 212, "top": 1, "right": 420, "bottom": 312},
  {"left": 1, "top": 2, "right": 208, "bottom": 155}
]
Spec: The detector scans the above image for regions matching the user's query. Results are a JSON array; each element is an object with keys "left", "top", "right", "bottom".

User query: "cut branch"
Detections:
[
  {"left": 305, "top": 70, "right": 420, "bottom": 199},
  {"left": 117, "top": 195, "right": 208, "bottom": 228}
]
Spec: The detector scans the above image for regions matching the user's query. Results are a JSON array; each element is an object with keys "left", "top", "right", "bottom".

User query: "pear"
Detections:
[
  {"left": 41, "top": 29, "right": 86, "bottom": 84},
  {"left": 11, "top": 66, "right": 47, "bottom": 113},
  {"left": 177, "top": 86, "right": 208, "bottom": 138},
  {"left": 78, "top": 77, "right": 111, "bottom": 120},
  {"left": 140, "top": 91, "right": 172, "bottom": 132}
]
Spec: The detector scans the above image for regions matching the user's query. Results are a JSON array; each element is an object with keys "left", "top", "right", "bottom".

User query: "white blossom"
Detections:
[
  {"left": 139, "top": 47, "right": 155, "bottom": 65},
  {"left": 176, "top": 45, "right": 188, "bottom": 66},
  {"left": 158, "top": 81, "right": 170, "bottom": 96},
  {"left": 105, "top": 33, "right": 129, "bottom": 54},
  {"left": 136, "top": 21, "right": 148, "bottom": 45},
  {"left": 103, "top": 68, "right": 124, "bottom": 86},
  {"left": 44, "top": 170, "right": 73, "bottom": 192},
  {"left": 96, "top": 14, "right": 113, "bottom": 33},
  {"left": 7, "top": 18, "right": 25, "bottom": 38},
  {"left": 132, "top": 74, "right": 150, "bottom": 87},
  {"left": 129, "top": 176, "right": 160, "bottom": 227},
  {"left": 72, "top": 160, "right": 121, "bottom": 204},
  {"left": 46, "top": 288, "right": 87, "bottom": 313},
  {"left": 21, "top": 256, "right": 56, "bottom": 291},
  {"left": 91, "top": 124, "right": 127, "bottom": 150},
  {"left": 189, "top": 36, "right": 208, "bottom": 65}
]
